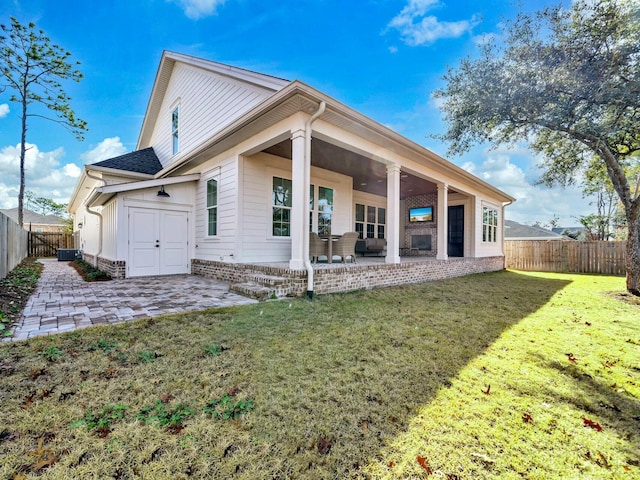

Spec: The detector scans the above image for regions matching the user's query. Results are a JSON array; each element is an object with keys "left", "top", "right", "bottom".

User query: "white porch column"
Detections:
[
  {"left": 437, "top": 182, "right": 448, "bottom": 260},
  {"left": 386, "top": 163, "right": 401, "bottom": 264},
  {"left": 289, "top": 128, "right": 306, "bottom": 270}
]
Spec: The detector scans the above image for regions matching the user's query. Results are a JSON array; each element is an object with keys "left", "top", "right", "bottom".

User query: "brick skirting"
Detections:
[
  {"left": 81, "top": 253, "right": 126, "bottom": 279},
  {"left": 192, "top": 256, "right": 505, "bottom": 297}
]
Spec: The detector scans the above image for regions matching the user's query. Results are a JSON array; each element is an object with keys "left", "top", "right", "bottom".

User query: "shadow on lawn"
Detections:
[
  {"left": 244, "top": 270, "right": 572, "bottom": 477},
  {"left": 544, "top": 360, "right": 640, "bottom": 464}
]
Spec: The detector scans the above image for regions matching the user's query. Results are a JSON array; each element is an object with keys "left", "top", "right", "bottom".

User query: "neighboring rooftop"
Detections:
[
  {"left": 505, "top": 220, "right": 569, "bottom": 240},
  {"left": 0, "top": 208, "right": 67, "bottom": 226},
  {"left": 92, "top": 147, "right": 163, "bottom": 175}
]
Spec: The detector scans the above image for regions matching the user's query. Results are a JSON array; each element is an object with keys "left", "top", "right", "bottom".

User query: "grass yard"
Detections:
[{"left": 0, "top": 270, "right": 638, "bottom": 479}]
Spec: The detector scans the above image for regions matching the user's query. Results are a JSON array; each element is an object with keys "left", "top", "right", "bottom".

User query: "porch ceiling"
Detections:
[{"left": 264, "top": 138, "right": 450, "bottom": 199}]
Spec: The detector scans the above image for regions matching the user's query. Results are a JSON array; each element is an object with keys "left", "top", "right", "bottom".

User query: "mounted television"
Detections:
[{"left": 409, "top": 206, "right": 433, "bottom": 223}]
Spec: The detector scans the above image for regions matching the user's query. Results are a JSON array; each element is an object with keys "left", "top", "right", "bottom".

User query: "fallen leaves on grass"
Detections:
[
  {"left": 317, "top": 437, "right": 332, "bottom": 455},
  {"left": 522, "top": 412, "right": 534, "bottom": 424},
  {"left": 26, "top": 436, "right": 60, "bottom": 472},
  {"left": 21, "top": 391, "right": 36, "bottom": 410},
  {"left": 482, "top": 384, "right": 491, "bottom": 395},
  {"left": 582, "top": 417, "right": 603, "bottom": 431},
  {"left": 417, "top": 455, "right": 433, "bottom": 474}
]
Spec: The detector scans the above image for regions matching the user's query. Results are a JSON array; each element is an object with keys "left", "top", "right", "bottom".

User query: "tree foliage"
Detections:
[
  {"left": 25, "top": 190, "right": 68, "bottom": 217},
  {"left": 434, "top": 0, "right": 640, "bottom": 294},
  {"left": 0, "top": 17, "right": 87, "bottom": 226}
]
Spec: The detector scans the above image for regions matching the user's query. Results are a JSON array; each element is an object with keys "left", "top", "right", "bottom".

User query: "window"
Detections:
[
  {"left": 483, "top": 206, "right": 498, "bottom": 242},
  {"left": 355, "top": 203, "right": 385, "bottom": 239},
  {"left": 317, "top": 186, "right": 334, "bottom": 235},
  {"left": 377, "top": 207, "right": 386, "bottom": 239},
  {"left": 207, "top": 178, "right": 218, "bottom": 236},
  {"left": 171, "top": 106, "right": 179, "bottom": 155},
  {"left": 272, "top": 177, "right": 292, "bottom": 236},
  {"left": 355, "top": 204, "right": 365, "bottom": 239}
]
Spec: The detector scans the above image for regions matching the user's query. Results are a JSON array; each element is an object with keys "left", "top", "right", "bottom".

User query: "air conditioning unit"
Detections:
[{"left": 57, "top": 249, "right": 78, "bottom": 261}]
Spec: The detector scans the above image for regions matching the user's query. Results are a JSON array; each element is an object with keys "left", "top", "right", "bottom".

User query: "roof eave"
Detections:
[
  {"left": 87, "top": 173, "right": 200, "bottom": 207},
  {"left": 156, "top": 80, "right": 515, "bottom": 203}
]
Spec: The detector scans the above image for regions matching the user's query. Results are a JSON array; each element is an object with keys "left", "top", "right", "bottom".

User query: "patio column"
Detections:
[
  {"left": 386, "top": 163, "right": 401, "bottom": 264},
  {"left": 437, "top": 182, "right": 448, "bottom": 260},
  {"left": 289, "top": 128, "right": 306, "bottom": 270}
]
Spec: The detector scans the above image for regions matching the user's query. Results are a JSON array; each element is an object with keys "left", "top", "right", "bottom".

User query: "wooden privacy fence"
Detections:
[
  {"left": 505, "top": 240, "right": 626, "bottom": 275},
  {"left": 1, "top": 212, "right": 29, "bottom": 280},
  {"left": 28, "top": 232, "right": 74, "bottom": 257}
]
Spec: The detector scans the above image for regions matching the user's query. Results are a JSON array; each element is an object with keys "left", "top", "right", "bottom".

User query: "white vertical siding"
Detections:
[
  {"left": 101, "top": 200, "right": 117, "bottom": 259},
  {"left": 76, "top": 204, "right": 100, "bottom": 256},
  {"left": 146, "top": 63, "right": 277, "bottom": 168}
]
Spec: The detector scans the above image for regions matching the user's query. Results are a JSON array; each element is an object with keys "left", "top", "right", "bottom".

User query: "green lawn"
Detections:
[{"left": 0, "top": 270, "right": 638, "bottom": 479}]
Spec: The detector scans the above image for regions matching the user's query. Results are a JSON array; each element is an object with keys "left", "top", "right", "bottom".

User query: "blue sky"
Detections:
[{"left": 0, "top": 0, "right": 588, "bottom": 226}]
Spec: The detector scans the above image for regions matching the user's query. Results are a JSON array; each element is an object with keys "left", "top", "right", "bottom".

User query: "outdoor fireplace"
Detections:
[{"left": 411, "top": 234, "right": 432, "bottom": 251}]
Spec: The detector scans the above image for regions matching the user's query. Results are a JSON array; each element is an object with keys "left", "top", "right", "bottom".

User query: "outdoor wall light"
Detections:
[{"left": 157, "top": 186, "right": 170, "bottom": 197}]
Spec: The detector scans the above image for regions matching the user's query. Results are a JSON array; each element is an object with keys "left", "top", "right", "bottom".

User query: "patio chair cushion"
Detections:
[{"left": 355, "top": 237, "right": 387, "bottom": 256}]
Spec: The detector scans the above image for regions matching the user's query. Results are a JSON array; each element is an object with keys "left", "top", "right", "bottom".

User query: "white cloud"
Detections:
[
  {"left": 172, "top": 0, "right": 225, "bottom": 19},
  {"left": 472, "top": 32, "right": 496, "bottom": 47},
  {"left": 0, "top": 143, "right": 81, "bottom": 208},
  {"left": 80, "top": 136, "right": 127, "bottom": 164},
  {"left": 0, "top": 104, "right": 9, "bottom": 118},
  {"left": 387, "top": 0, "right": 480, "bottom": 46},
  {"left": 463, "top": 148, "right": 592, "bottom": 227}
]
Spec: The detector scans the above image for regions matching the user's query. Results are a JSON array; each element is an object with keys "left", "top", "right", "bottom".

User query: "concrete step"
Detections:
[{"left": 230, "top": 282, "right": 274, "bottom": 301}]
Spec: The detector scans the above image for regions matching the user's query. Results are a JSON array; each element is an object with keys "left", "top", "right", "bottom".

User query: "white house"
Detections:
[{"left": 68, "top": 51, "right": 515, "bottom": 297}]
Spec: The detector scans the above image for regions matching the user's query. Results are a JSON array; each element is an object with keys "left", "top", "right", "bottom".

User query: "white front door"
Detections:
[{"left": 128, "top": 207, "right": 189, "bottom": 277}]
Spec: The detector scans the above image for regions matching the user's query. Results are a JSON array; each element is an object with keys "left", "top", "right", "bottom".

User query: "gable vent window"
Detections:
[{"left": 171, "top": 106, "right": 179, "bottom": 155}]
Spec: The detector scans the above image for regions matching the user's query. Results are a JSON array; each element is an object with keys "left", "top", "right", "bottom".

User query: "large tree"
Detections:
[
  {"left": 434, "top": 0, "right": 640, "bottom": 295},
  {"left": 0, "top": 17, "right": 87, "bottom": 227}
]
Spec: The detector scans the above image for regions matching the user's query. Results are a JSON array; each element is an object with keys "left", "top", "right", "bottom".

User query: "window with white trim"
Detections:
[
  {"left": 272, "top": 177, "right": 292, "bottom": 236},
  {"left": 317, "top": 186, "right": 334, "bottom": 235},
  {"left": 355, "top": 203, "right": 385, "bottom": 239},
  {"left": 207, "top": 178, "right": 218, "bottom": 236},
  {"left": 482, "top": 206, "right": 498, "bottom": 242},
  {"left": 171, "top": 106, "right": 179, "bottom": 155}
]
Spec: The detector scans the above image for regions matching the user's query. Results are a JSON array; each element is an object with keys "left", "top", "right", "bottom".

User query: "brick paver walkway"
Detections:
[{"left": 9, "top": 259, "right": 257, "bottom": 341}]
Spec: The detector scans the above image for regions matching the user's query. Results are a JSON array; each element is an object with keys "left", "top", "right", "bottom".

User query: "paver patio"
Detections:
[{"left": 9, "top": 258, "right": 257, "bottom": 341}]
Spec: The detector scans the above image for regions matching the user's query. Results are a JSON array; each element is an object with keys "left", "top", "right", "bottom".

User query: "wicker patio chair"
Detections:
[
  {"left": 310, "top": 232, "right": 328, "bottom": 263},
  {"left": 331, "top": 232, "right": 358, "bottom": 263}
]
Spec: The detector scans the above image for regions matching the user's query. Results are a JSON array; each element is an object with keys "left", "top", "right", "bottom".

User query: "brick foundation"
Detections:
[
  {"left": 192, "top": 256, "right": 505, "bottom": 297},
  {"left": 80, "top": 253, "right": 126, "bottom": 279}
]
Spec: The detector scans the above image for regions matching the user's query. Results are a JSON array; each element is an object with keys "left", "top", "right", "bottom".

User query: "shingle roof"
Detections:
[
  {"left": 0, "top": 208, "right": 67, "bottom": 225},
  {"left": 92, "top": 147, "right": 162, "bottom": 175},
  {"left": 505, "top": 220, "right": 567, "bottom": 240}
]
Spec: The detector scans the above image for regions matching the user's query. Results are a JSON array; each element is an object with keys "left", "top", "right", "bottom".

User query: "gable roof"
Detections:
[
  {"left": 0, "top": 208, "right": 67, "bottom": 226},
  {"left": 92, "top": 147, "right": 163, "bottom": 175},
  {"left": 137, "top": 51, "right": 290, "bottom": 150},
  {"left": 505, "top": 220, "right": 568, "bottom": 240}
]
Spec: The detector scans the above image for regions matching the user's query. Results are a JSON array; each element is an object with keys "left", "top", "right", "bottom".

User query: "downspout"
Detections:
[
  {"left": 304, "top": 101, "right": 326, "bottom": 299},
  {"left": 84, "top": 170, "right": 105, "bottom": 268}
]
